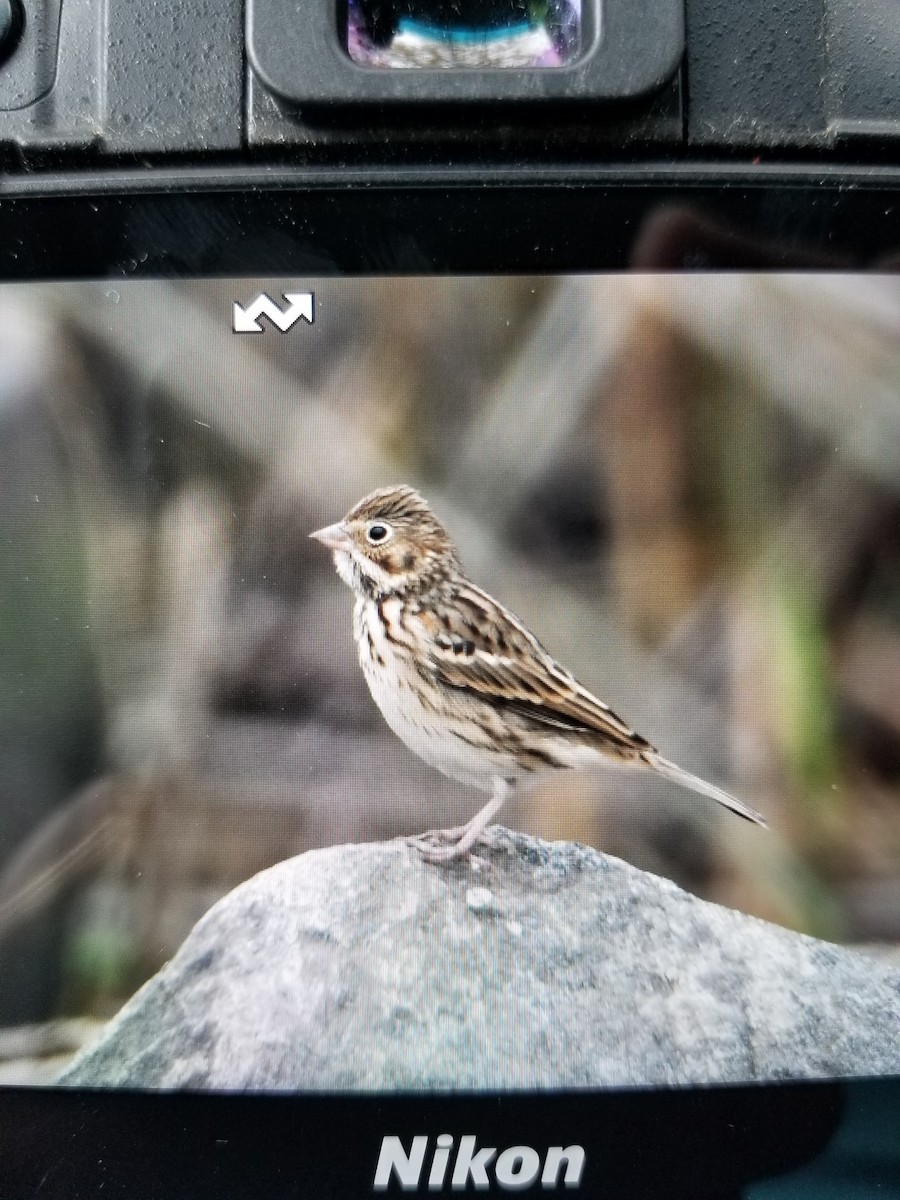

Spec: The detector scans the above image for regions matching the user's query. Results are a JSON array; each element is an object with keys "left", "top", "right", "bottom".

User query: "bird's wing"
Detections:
[
  {"left": 408, "top": 581, "right": 767, "bottom": 825},
  {"left": 411, "top": 581, "right": 652, "bottom": 755}
]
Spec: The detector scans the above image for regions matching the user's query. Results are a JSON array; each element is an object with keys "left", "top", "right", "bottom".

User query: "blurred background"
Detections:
[{"left": 0, "top": 274, "right": 898, "bottom": 1079}]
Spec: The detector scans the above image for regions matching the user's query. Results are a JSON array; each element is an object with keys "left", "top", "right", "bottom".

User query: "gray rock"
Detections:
[{"left": 59, "top": 828, "right": 900, "bottom": 1090}]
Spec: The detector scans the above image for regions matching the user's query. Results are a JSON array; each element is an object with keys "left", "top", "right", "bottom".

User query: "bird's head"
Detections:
[{"left": 310, "top": 485, "right": 459, "bottom": 599}]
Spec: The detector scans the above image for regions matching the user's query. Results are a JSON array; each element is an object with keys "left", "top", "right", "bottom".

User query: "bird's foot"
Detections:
[
  {"left": 410, "top": 790, "right": 508, "bottom": 866},
  {"left": 418, "top": 820, "right": 473, "bottom": 843},
  {"left": 409, "top": 822, "right": 488, "bottom": 864}
]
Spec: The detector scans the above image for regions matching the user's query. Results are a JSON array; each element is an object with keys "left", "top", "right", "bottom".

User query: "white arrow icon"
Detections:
[{"left": 233, "top": 292, "right": 315, "bottom": 333}]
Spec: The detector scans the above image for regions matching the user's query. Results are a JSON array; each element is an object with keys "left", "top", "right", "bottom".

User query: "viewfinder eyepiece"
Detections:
[{"left": 347, "top": 0, "right": 583, "bottom": 68}]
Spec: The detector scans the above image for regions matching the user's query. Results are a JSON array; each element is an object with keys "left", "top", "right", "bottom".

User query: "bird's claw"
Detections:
[{"left": 408, "top": 827, "right": 486, "bottom": 864}]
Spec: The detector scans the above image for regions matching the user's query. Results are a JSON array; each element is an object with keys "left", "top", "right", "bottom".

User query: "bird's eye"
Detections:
[{"left": 366, "top": 522, "right": 392, "bottom": 545}]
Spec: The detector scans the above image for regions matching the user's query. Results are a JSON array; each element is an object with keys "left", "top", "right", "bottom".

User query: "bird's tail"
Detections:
[{"left": 643, "top": 752, "right": 768, "bottom": 827}]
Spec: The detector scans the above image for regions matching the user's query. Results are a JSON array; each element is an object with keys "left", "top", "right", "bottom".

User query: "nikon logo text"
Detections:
[{"left": 373, "top": 1135, "right": 585, "bottom": 1191}]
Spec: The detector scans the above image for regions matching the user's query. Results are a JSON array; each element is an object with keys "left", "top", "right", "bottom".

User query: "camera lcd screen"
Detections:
[{"left": 0, "top": 273, "right": 898, "bottom": 1096}]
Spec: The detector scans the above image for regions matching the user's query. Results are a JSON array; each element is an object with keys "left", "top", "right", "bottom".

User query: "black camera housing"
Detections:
[
  {"left": 1, "top": 4, "right": 900, "bottom": 1200},
  {"left": 0, "top": 0, "right": 898, "bottom": 163},
  {"left": 0, "top": 0, "right": 896, "bottom": 280},
  {"left": 0, "top": 0, "right": 896, "bottom": 277}
]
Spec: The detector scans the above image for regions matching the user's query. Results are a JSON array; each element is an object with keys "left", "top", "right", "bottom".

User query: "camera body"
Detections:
[
  {"left": 2, "top": 5, "right": 900, "bottom": 1199},
  {"left": 0, "top": 0, "right": 898, "bottom": 167}
]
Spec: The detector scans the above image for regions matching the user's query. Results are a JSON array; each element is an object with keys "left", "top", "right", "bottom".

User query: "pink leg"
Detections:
[{"left": 414, "top": 780, "right": 510, "bottom": 864}]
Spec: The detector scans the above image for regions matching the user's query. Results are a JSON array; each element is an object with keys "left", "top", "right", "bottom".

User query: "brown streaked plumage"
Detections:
[{"left": 311, "top": 485, "right": 767, "bottom": 862}]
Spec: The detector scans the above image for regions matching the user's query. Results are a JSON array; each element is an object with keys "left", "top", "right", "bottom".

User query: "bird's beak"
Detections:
[{"left": 310, "top": 522, "right": 353, "bottom": 552}]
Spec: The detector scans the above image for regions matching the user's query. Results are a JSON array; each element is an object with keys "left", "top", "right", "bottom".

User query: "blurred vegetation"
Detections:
[{"left": 0, "top": 274, "right": 899, "bottom": 1035}]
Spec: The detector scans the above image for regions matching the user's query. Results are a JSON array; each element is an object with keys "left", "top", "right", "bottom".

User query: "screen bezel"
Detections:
[
  {"left": 1, "top": 168, "right": 899, "bottom": 1198},
  {"left": 1, "top": 163, "right": 900, "bottom": 280}
]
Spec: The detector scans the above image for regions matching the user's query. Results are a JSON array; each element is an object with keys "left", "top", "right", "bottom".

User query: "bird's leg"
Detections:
[
  {"left": 421, "top": 819, "right": 477, "bottom": 843},
  {"left": 413, "top": 779, "right": 510, "bottom": 864}
]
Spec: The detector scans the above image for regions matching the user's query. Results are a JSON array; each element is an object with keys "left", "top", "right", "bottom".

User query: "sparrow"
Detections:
[{"left": 311, "top": 485, "right": 766, "bottom": 862}]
